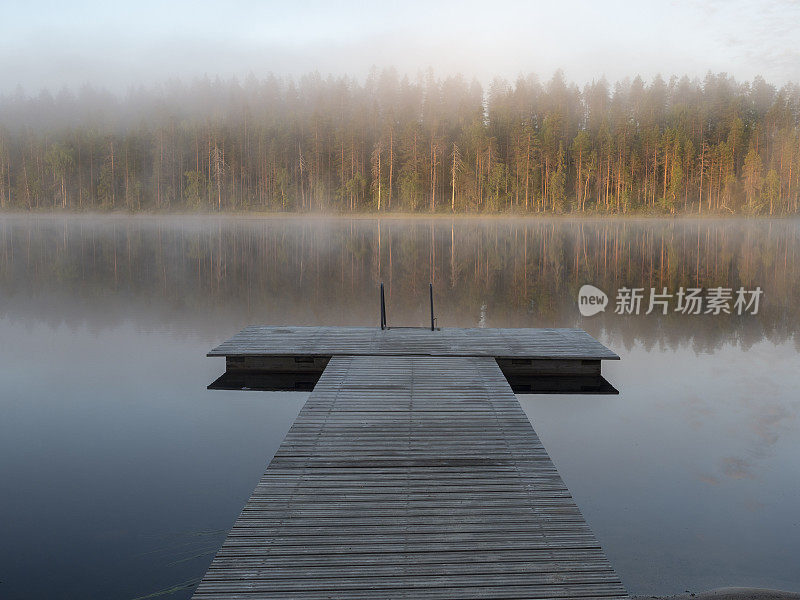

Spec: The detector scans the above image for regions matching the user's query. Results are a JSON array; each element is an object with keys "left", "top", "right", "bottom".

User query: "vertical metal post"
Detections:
[
  {"left": 429, "top": 283, "right": 435, "bottom": 331},
  {"left": 380, "top": 282, "right": 386, "bottom": 330}
]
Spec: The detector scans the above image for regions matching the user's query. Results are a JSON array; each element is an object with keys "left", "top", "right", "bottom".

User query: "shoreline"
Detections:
[{"left": 0, "top": 209, "right": 798, "bottom": 222}]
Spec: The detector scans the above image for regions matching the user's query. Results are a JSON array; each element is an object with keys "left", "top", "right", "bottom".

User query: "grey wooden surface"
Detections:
[
  {"left": 193, "top": 355, "right": 627, "bottom": 599},
  {"left": 208, "top": 326, "right": 619, "bottom": 360}
]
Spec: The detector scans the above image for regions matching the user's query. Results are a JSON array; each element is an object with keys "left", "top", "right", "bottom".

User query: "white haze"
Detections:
[{"left": 1, "top": 0, "right": 799, "bottom": 94}]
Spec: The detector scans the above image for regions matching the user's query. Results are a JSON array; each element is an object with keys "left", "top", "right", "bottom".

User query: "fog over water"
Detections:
[{"left": 0, "top": 215, "right": 799, "bottom": 598}]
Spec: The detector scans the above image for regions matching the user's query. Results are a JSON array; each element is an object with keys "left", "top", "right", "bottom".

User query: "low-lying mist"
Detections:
[{"left": 0, "top": 69, "right": 798, "bottom": 215}]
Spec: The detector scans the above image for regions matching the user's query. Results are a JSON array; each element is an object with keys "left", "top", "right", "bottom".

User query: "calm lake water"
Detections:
[{"left": 1, "top": 215, "right": 799, "bottom": 598}]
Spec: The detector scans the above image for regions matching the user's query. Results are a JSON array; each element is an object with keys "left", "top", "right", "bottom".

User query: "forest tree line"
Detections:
[{"left": 0, "top": 69, "right": 799, "bottom": 214}]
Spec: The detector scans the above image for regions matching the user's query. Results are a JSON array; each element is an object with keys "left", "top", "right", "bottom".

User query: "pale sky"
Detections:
[{"left": 1, "top": 0, "right": 798, "bottom": 94}]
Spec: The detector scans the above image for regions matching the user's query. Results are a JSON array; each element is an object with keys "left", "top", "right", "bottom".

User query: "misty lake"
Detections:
[{"left": 1, "top": 214, "right": 799, "bottom": 599}]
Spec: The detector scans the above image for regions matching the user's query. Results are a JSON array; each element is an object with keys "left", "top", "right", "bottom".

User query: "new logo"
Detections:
[{"left": 578, "top": 284, "right": 608, "bottom": 317}]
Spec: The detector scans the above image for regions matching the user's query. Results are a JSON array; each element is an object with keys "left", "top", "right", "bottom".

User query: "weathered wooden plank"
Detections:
[
  {"left": 193, "top": 584, "right": 626, "bottom": 600},
  {"left": 208, "top": 326, "right": 619, "bottom": 360}
]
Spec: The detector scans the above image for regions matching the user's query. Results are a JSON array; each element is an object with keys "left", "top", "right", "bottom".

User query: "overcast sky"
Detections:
[{"left": 2, "top": 0, "right": 798, "bottom": 94}]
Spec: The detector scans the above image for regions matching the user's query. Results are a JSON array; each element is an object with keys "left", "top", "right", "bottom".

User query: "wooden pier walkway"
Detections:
[{"left": 194, "top": 330, "right": 626, "bottom": 599}]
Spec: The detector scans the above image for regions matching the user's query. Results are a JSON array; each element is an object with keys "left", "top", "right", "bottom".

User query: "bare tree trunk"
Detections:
[
  {"left": 451, "top": 142, "right": 458, "bottom": 212},
  {"left": 699, "top": 142, "right": 705, "bottom": 214},
  {"left": 388, "top": 127, "right": 393, "bottom": 210},
  {"left": 525, "top": 132, "right": 530, "bottom": 211},
  {"left": 430, "top": 140, "right": 437, "bottom": 212},
  {"left": 377, "top": 145, "right": 381, "bottom": 211},
  {"left": 110, "top": 138, "right": 116, "bottom": 206}
]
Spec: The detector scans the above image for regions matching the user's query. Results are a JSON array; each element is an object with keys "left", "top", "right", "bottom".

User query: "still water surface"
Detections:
[{"left": 0, "top": 215, "right": 798, "bottom": 598}]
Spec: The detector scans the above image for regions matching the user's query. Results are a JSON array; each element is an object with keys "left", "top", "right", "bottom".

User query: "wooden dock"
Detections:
[
  {"left": 194, "top": 328, "right": 626, "bottom": 599},
  {"left": 208, "top": 326, "right": 619, "bottom": 360}
]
